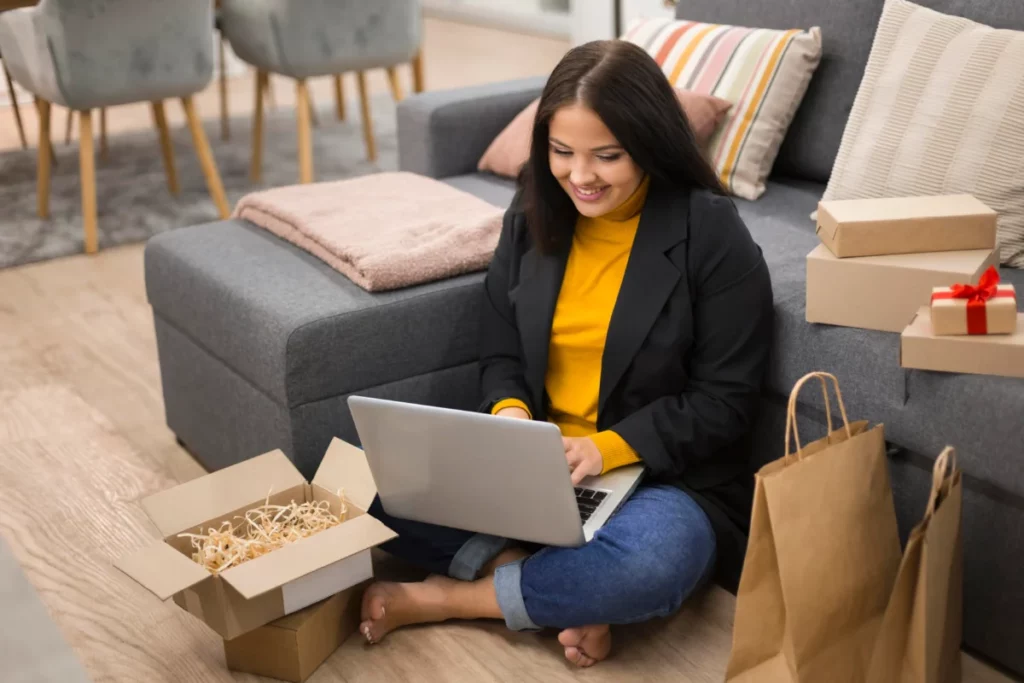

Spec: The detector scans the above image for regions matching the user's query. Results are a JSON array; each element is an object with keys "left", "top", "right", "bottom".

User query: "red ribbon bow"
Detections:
[
  {"left": 949, "top": 265, "right": 1000, "bottom": 302},
  {"left": 930, "top": 265, "right": 1013, "bottom": 334}
]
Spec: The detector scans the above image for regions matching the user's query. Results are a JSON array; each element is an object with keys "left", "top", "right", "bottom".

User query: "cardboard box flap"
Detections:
[
  {"left": 219, "top": 514, "right": 396, "bottom": 600},
  {"left": 141, "top": 450, "right": 306, "bottom": 538},
  {"left": 311, "top": 438, "right": 378, "bottom": 511},
  {"left": 115, "top": 540, "right": 209, "bottom": 600}
]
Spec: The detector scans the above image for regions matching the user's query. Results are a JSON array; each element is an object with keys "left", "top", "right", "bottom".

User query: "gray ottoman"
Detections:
[{"left": 145, "top": 219, "right": 485, "bottom": 478}]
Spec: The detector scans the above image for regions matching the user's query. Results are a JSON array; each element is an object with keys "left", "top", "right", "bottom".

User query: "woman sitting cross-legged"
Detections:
[{"left": 359, "top": 39, "right": 774, "bottom": 667}]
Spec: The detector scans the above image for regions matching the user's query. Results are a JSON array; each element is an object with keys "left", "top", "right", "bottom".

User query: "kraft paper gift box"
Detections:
[
  {"left": 901, "top": 308, "right": 1024, "bottom": 379},
  {"left": 115, "top": 438, "right": 395, "bottom": 640},
  {"left": 930, "top": 265, "right": 1017, "bottom": 335},
  {"left": 816, "top": 194, "right": 996, "bottom": 258},
  {"left": 806, "top": 244, "right": 999, "bottom": 333}
]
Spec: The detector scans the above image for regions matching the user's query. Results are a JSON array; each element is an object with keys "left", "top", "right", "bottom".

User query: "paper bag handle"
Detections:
[
  {"left": 785, "top": 371, "right": 853, "bottom": 460},
  {"left": 925, "top": 446, "right": 958, "bottom": 518}
]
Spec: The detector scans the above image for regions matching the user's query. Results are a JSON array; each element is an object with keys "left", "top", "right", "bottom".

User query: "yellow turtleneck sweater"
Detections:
[{"left": 492, "top": 177, "right": 648, "bottom": 474}]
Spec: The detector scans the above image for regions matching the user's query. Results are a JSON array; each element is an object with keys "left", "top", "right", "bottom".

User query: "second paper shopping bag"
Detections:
[
  {"left": 867, "top": 447, "right": 964, "bottom": 683},
  {"left": 725, "top": 372, "right": 902, "bottom": 683}
]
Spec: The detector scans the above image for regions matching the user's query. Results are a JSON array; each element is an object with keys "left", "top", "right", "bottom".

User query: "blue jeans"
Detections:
[{"left": 368, "top": 484, "right": 717, "bottom": 631}]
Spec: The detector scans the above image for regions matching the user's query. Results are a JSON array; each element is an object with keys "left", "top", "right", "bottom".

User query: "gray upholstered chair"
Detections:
[
  {"left": 0, "top": 0, "right": 230, "bottom": 255},
  {"left": 219, "top": 0, "right": 424, "bottom": 183}
]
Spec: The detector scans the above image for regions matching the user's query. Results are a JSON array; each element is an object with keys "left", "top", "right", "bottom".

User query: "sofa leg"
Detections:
[
  {"left": 181, "top": 95, "right": 230, "bottom": 219},
  {"left": 295, "top": 78, "right": 314, "bottom": 184},
  {"left": 78, "top": 109, "right": 99, "bottom": 254},
  {"left": 356, "top": 71, "right": 376, "bottom": 162}
]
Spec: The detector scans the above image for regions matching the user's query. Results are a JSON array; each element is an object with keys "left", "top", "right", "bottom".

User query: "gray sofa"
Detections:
[{"left": 144, "top": 0, "right": 1024, "bottom": 674}]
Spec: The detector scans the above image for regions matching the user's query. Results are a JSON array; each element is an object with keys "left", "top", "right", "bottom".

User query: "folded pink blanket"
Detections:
[{"left": 232, "top": 172, "right": 505, "bottom": 292}]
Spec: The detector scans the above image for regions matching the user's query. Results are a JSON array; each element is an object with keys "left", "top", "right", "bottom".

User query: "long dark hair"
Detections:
[{"left": 520, "top": 39, "right": 724, "bottom": 252}]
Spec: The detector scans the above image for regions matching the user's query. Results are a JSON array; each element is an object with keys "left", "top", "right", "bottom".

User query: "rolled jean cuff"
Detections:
[
  {"left": 494, "top": 558, "right": 541, "bottom": 632},
  {"left": 447, "top": 533, "right": 509, "bottom": 581}
]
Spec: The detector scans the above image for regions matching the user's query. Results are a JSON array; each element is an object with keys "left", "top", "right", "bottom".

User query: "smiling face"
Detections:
[{"left": 548, "top": 102, "right": 644, "bottom": 218}]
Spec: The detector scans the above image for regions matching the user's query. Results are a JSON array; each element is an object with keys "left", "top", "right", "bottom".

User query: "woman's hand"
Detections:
[
  {"left": 563, "top": 436, "right": 603, "bottom": 485},
  {"left": 495, "top": 406, "right": 531, "bottom": 420}
]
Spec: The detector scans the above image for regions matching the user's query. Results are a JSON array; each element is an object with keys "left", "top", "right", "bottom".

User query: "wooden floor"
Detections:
[{"left": 0, "top": 17, "right": 1014, "bottom": 683}]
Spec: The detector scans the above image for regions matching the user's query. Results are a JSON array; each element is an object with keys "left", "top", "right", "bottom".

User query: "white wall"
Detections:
[{"left": 570, "top": 0, "right": 673, "bottom": 45}]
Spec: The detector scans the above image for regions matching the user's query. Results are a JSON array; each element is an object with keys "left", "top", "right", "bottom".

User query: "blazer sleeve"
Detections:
[
  {"left": 610, "top": 193, "right": 774, "bottom": 479},
  {"left": 477, "top": 202, "right": 534, "bottom": 415}
]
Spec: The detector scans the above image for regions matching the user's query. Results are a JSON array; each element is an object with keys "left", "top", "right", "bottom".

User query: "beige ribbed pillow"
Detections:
[{"left": 821, "top": 0, "right": 1024, "bottom": 267}]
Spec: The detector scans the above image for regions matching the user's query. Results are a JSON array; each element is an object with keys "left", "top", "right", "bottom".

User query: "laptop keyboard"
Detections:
[{"left": 575, "top": 487, "right": 609, "bottom": 523}]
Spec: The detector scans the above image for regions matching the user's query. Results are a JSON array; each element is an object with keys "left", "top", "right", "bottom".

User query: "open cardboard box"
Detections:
[
  {"left": 223, "top": 582, "right": 367, "bottom": 683},
  {"left": 116, "top": 439, "right": 395, "bottom": 640}
]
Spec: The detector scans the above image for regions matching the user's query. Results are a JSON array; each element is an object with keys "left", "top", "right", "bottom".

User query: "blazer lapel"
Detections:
[
  {"left": 599, "top": 183, "right": 689, "bottom": 416},
  {"left": 516, "top": 241, "right": 569, "bottom": 413}
]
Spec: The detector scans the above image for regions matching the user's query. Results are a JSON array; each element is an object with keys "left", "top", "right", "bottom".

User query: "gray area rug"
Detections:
[
  {"left": 0, "top": 537, "right": 91, "bottom": 683},
  {"left": 0, "top": 94, "right": 399, "bottom": 270}
]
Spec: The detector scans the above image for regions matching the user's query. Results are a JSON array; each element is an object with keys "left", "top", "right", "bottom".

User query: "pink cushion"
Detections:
[{"left": 477, "top": 90, "right": 732, "bottom": 179}]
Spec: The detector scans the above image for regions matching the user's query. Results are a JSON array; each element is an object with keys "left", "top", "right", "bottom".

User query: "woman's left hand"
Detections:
[{"left": 563, "top": 437, "right": 603, "bottom": 485}]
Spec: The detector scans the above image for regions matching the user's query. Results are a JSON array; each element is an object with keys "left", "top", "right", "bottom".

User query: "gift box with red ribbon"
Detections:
[{"left": 929, "top": 266, "right": 1017, "bottom": 335}]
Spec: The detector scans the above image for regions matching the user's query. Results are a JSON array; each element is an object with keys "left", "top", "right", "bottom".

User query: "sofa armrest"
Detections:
[{"left": 397, "top": 76, "right": 547, "bottom": 178}]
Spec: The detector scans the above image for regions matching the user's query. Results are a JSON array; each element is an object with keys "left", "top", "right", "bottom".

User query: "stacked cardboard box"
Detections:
[
  {"left": 116, "top": 438, "right": 392, "bottom": 682},
  {"left": 806, "top": 194, "right": 1023, "bottom": 378}
]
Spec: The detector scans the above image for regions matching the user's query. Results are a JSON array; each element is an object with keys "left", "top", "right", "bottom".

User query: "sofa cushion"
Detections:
[
  {"left": 442, "top": 173, "right": 518, "bottom": 208},
  {"left": 145, "top": 221, "right": 485, "bottom": 407},
  {"left": 673, "top": 0, "right": 1024, "bottom": 185}
]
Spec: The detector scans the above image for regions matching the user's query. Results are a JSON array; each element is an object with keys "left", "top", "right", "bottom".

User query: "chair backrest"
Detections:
[
  {"left": 221, "top": 0, "right": 421, "bottom": 79},
  {"left": 674, "top": 0, "right": 1024, "bottom": 184},
  {"left": 38, "top": 0, "right": 214, "bottom": 109}
]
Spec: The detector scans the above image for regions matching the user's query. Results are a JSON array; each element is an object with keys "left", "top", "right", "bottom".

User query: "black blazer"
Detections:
[{"left": 477, "top": 179, "right": 774, "bottom": 589}]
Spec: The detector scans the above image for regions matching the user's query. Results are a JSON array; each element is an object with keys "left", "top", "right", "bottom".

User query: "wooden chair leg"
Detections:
[
  {"left": 151, "top": 100, "right": 179, "bottom": 195},
  {"left": 386, "top": 67, "right": 403, "bottom": 103},
  {"left": 265, "top": 72, "right": 276, "bottom": 110},
  {"left": 78, "top": 109, "right": 98, "bottom": 254},
  {"left": 35, "top": 98, "right": 51, "bottom": 218},
  {"left": 411, "top": 50, "right": 425, "bottom": 93},
  {"left": 356, "top": 71, "right": 376, "bottom": 162},
  {"left": 3, "top": 62, "right": 27, "bottom": 149},
  {"left": 250, "top": 70, "right": 267, "bottom": 183},
  {"left": 219, "top": 32, "right": 229, "bottom": 140},
  {"left": 308, "top": 88, "right": 319, "bottom": 128},
  {"left": 181, "top": 96, "right": 229, "bottom": 219},
  {"left": 334, "top": 74, "right": 345, "bottom": 121},
  {"left": 295, "top": 79, "right": 314, "bottom": 184},
  {"left": 99, "top": 108, "right": 108, "bottom": 159},
  {"left": 64, "top": 107, "right": 74, "bottom": 144}
]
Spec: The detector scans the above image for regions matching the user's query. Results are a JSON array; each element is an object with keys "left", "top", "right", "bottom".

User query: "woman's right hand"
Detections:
[{"left": 495, "top": 406, "right": 531, "bottom": 420}]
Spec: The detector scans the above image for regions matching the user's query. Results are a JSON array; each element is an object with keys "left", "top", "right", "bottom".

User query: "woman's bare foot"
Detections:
[
  {"left": 558, "top": 624, "right": 612, "bottom": 667},
  {"left": 359, "top": 575, "right": 456, "bottom": 643}
]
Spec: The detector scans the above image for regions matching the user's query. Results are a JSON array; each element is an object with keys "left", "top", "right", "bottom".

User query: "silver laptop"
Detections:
[{"left": 347, "top": 395, "right": 645, "bottom": 547}]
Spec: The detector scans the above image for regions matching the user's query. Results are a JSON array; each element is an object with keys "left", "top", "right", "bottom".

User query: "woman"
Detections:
[{"left": 360, "top": 39, "right": 773, "bottom": 667}]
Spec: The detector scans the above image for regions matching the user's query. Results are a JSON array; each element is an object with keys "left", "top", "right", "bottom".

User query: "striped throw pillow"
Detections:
[
  {"left": 625, "top": 18, "right": 822, "bottom": 201},
  {"left": 821, "top": 0, "right": 1024, "bottom": 268}
]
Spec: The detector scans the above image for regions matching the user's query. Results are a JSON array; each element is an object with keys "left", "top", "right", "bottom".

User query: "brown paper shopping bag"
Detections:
[
  {"left": 867, "top": 447, "right": 964, "bottom": 683},
  {"left": 725, "top": 372, "right": 903, "bottom": 683}
]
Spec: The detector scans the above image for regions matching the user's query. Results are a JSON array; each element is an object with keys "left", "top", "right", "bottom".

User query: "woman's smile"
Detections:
[{"left": 569, "top": 182, "right": 610, "bottom": 203}]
